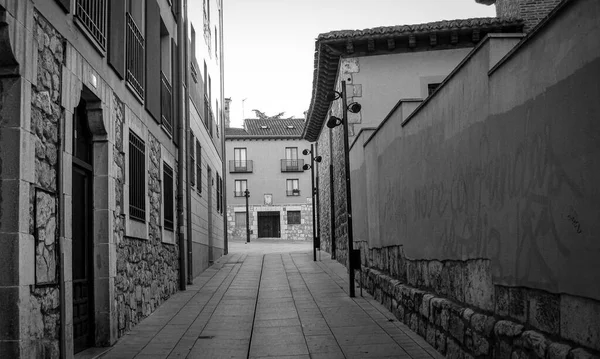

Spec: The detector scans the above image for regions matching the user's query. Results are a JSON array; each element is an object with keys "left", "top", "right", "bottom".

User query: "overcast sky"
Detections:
[{"left": 223, "top": 0, "right": 496, "bottom": 128}]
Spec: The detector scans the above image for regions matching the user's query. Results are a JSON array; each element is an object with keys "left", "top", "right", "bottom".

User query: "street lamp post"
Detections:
[
  {"left": 326, "top": 80, "right": 361, "bottom": 298},
  {"left": 303, "top": 146, "right": 322, "bottom": 262},
  {"left": 244, "top": 188, "right": 250, "bottom": 243}
]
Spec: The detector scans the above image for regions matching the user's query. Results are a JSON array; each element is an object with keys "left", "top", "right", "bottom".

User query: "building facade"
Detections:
[
  {"left": 0, "top": 0, "right": 225, "bottom": 357},
  {"left": 304, "top": 0, "right": 600, "bottom": 357},
  {"left": 225, "top": 115, "right": 313, "bottom": 241}
]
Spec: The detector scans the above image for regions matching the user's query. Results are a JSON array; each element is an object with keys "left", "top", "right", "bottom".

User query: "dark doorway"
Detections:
[
  {"left": 258, "top": 211, "right": 281, "bottom": 238},
  {"left": 72, "top": 99, "right": 94, "bottom": 354}
]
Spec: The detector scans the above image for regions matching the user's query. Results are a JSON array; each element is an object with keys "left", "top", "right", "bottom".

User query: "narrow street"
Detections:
[{"left": 101, "top": 240, "right": 442, "bottom": 359}]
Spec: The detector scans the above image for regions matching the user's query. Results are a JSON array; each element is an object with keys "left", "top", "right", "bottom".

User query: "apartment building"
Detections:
[
  {"left": 0, "top": 0, "right": 225, "bottom": 356},
  {"left": 225, "top": 114, "right": 313, "bottom": 241}
]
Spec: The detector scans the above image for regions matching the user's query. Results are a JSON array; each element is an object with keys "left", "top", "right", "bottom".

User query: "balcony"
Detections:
[
  {"left": 234, "top": 191, "right": 247, "bottom": 197},
  {"left": 203, "top": 96, "right": 210, "bottom": 127},
  {"left": 161, "top": 72, "right": 173, "bottom": 136},
  {"left": 286, "top": 189, "right": 301, "bottom": 196},
  {"left": 280, "top": 159, "right": 304, "bottom": 172},
  {"left": 229, "top": 160, "right": 253, "bottom": 173},
  {"left": 75, "top": 0, "right": 107, "bottom": 50},
  {"left": 126, "top": 13, "right": 145, "bottom": 99}
]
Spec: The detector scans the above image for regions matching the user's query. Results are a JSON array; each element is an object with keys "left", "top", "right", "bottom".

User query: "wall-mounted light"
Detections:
[
  {"left": 347, "top": 102, "right": 362, "bottom": 114},
  {"left": 326, "top": 116, "right": 343, "bottom": 129}
]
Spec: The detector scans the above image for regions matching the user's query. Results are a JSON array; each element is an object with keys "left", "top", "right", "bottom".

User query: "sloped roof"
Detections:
[
  {"left": 225, "top": 118, "right": 306, "bottom": 139},
  {"left": 302, "top": 17, "right": 523, "bottom": 142}
]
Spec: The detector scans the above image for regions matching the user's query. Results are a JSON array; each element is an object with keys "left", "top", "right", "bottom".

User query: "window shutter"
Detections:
[
  {"left": 145, "top": 0, "right": 161, "bottom": 123},
  {"left": 171, "top": 39, "right": 179, "bottom": 146},
  {"left": 190, "top": 133, "right": 196, "bottom": 187},
  {"left": 55, "top": 0, "right": 70, "bottom": 13},
  {"left": 196, "top": 141, "right": 202, "bottom": 193},
  {"left": 108, "top": 0, "right": 125, "bottom": 78}
]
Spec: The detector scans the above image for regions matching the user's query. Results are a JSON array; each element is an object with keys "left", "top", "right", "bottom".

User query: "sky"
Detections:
[{"left": 223, "top": 0, "right": 496, "bottom": 128}]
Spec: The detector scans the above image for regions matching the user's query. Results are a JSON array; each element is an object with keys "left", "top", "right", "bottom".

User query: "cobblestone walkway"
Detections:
[{"left": 101, "top": 240, "right": 442, "bottom": 359}]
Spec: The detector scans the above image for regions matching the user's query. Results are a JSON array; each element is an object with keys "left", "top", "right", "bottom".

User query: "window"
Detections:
[
  {"left": 163, "top": 163, "right": 174, "bottom": 231},
  {"left": 235, "top": 212, "right": 246, "bottom": 228},
  {"left": 216, "top": 173, "right": 222, "bottom": 213},
  {"left": 287, "top": 211, "right": 301, "bottom": 225},
  {"left": 234, "top": 180, "right": 247, "bottom": 197},
  {"left": 234, "top": 148, "right": 247, "bottom": 169},
  {"left": 214, "top": 26, "right": 218, "bottom": 58},
  {"left": 190, "top": 132, "right": 195, "bottom": 187},
  {"left": 129, "top": 131, "right": 146, "bottom": 222},
  {"left": 285, "top": 147, "right": 298, "bottom": 160},
  {"left": 428, "top": 83, "right": 441, "bottom": 96},
  {"left": 75, "top": 0, "right": 108, "bottom": 50},
  {"left": 286, "top": 179, "right": 300, "bottom": 196},
  {"left": 196, "top": 141, "right": 202, "bottom": 193}
]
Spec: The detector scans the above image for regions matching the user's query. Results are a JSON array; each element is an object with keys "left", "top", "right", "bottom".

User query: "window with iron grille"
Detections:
[
  {"left": 129, "top": 131, "right": 146, "bottom": 222},
  {"left": 196, "top": 141, "right": 202, "bottom": 193},
  {"left": 216, "top": 173, "right": 221, "bottom": 213},
  {"left": 287, "top": 211, "right": 301, "bottom": 225},
  {"left": 75, "top": 0, "right": 108, "bottom": 50},
  {"left": 428, "top": 83, "right": 441, "bottom": 96},
  {"left": 163, "top": 162, "right": 174, "bottom": 231},
  {"left": 126, "top": 13, "right": 145, "bottom": 99},
  {"left": 190, "top": 133, "right": 195, "bottom": 187}
]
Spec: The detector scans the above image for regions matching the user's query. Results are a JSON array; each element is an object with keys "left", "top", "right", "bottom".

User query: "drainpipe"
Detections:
[
  {"left": 329, "top": 127, "right": 336, "bottom": 259},
  {"left": 176, "top": 0, "right": 187, "bottom": 290},
  {"left": 219, "top": 3, "right": 228, "bottom": 255},
  {"left": 184, "top": 0, "right": 193, "bottom": 285}
]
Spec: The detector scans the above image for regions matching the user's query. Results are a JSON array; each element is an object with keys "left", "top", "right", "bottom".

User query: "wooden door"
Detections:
[{"left": 258, "top": 211, "right": 281, "bottom": 238}]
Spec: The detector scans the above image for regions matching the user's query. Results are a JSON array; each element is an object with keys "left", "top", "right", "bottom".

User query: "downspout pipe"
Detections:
[
  {"left": 184, "top": 0, "right": 193, "bottom": 285},
  {"left": 219, "top": 2, "right": 228, "bottom": 255},
  {"left": 176, "top": 0, "right": 187, "bottom": 290}
]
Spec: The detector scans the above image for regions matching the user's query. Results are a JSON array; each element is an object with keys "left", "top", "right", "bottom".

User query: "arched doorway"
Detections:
[{"left": 72, "top": 98, "right": 94, "bottom": 354}]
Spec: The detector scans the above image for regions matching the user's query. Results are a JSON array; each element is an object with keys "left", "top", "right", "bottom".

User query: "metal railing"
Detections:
[
  {"left": 209, "top": 110, "right": 214, "bottom": 137},
  {"left": 234, "top": 191, "right": 246, "bottom": 197},
  {"left": 161, "top": 72, "right": 173, "bottom": 135},
  {"left": 75, "top": 0, "right": 107, "bottom": 50},
  {"left": 286, "top": 189, "right": 301, "bottom": 196},
  {"left": 280, "top": 159, "right": 304, "bottom": 172},
  {"left": 229, "top": 160, "right": 253, "bottom": 173},
  {"left": 203, "top": 96, "right": 210, "bottom": 127},
  {"left": 163, "top": 164, "right": 174, "bottom": 231},
  {"left": 126, "top": 13, "right": 145, "bottom": 99}
]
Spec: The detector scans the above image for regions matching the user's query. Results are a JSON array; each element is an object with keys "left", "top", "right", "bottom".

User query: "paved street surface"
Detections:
[{"left": 101, "top": 239, "right": 442, "bottom": 359}]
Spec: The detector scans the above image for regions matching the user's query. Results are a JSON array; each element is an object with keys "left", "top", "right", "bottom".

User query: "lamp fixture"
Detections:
[
  {"left": 315, "top": 156, "right": 322, "bottom": 163},
  {"left": 326, "top": 116, "right": 343, "bottom": 129},
  {"left": 347, "top": 102, "right": 362, "bottom": 114},
  {"left": 326, "top": 91, "right": 342, "bottom": 102},
  {"left": 302, "top": 164, "right": 310, "bottom": 170},
  {"left": 302, "top": 149, "right": 310, "bottom": 155}
]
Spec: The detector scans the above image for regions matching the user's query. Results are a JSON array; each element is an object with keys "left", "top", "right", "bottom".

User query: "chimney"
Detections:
[
  {"left": 224, "top": 97, "right": 231, "bottom": 128},
  {"left": 476, "top": 0, "right": 562, "bottom": 33}
]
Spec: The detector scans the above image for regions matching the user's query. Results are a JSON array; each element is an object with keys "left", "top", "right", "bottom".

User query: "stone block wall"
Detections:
[
  {"left": 24, "top": 12, "right": 64, "bottom": 357},
  {"left": 226, "top": 204, "right": 313, "bottom": 241},
  {"left": 113, "top": 95, "right": 179, "bottom": 338}
]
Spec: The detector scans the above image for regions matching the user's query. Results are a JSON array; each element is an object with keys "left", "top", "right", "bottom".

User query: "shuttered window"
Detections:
[
  {"left": 145, "top": 0, "right": 161, "bottom": 121},
  {"left": 190, "top": 133, "right": 195, "bottom": 187},
  {"left": 196, "top": 141, "right": 202, "bottom": 193},
  {"left": 108, "top": 0, "right": 125, "bottom": 78},
  {"left": 163, "top": 163, "right": 174, "bottom": 231},
  {"left": 129, "top": 131, "right": 146, "bottom": 222}
]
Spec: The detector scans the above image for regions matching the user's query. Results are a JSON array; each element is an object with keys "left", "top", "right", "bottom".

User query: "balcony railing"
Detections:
[
  {"left": 75, "top": 0, "right": 107, "bottom": 50},
  {"left": 229, "top": 160, "right": 253, "bottom": 173},
  {"left": 280, "top": 159, "right": 304, "bottom": 172},
  {"left": 234, "top": 191, "right": 246, "bottom": 197},
  {"left": 209, "top": 110, "right": 214, "bottom": 137},
  {"left": 203, "top": 96, "right": 210, "bottom": 127},
  {"left": 161, "top": 72, "right": 173, "bottom": 136},
  {"left": 286, "top": 189, "right": 301, "bottom": 196},
  {"left": 126, "top": 13, "right": 145, "bottom": 99}
]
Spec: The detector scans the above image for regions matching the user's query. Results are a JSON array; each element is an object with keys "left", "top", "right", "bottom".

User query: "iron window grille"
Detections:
[
  {"left": 75, "top": 0, "right": 108, "bottom": 50},
  {"left": 216, "top": 173, "right": 221, "bottom": 213},
  {"left": 163, "top": 163, "right": 174, "bottom": 231},
  {"left": 126, "top": 13, "right": 145, "bottom": 99},
  {"left": 286, "top": 189, "right": 301, "bottom": 196},
  {"left": 287, "top": 211, "right": 301, "bottom": 225},
  {"left": 161, "top": 72, "right": 173, "bottom": 136},
  {"left": 129, "top": 131, "right": 146, "bottom": 222},
  {"left": 281, "top": 159, "right": 304, "bottom": 172}
]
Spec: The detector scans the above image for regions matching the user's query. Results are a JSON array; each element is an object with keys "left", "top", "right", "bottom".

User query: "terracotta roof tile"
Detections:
[{"left": 226, "top": 118, "right": 306, "bottom": 138}]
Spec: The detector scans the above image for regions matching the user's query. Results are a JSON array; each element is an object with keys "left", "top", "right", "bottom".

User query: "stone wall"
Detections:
[
  {"left": 226, "top": 204, "right": 313, "bottom": 241},
  {"left": 25, "top": 11, "right": 64, "bottom": 357},
  {"left": 114, "top": 97, "right": 179, "bottom": 338},
  {"left": 360, "top": 256, "right": 600, "bottom": 358}
]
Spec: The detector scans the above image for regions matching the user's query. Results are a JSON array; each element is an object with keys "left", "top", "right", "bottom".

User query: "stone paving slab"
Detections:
[{"left": 101, "top": 240, "right": 442, "bottom": 359}]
